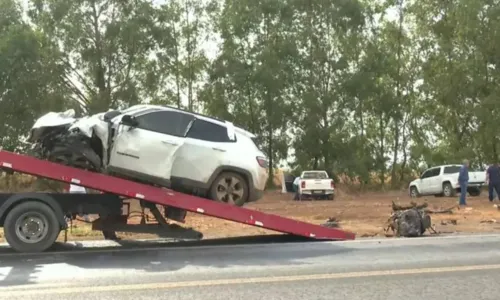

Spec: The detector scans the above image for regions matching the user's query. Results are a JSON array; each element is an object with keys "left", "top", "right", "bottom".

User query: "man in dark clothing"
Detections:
[
  {"left": 458, "top": 159, "right": 469, "bottom": 206},
  {"left": 486, "top": 162, "right": 500, "bottom": 202}
]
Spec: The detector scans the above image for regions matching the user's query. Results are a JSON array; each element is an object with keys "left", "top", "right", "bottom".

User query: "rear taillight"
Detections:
[
  {"left": 331, "top": 180, "right": 335, "bottom": 189},
  {"left": 256, "top": 156, "right": 269, "bottom": 168},
  {"left": 301, "top": 181, "right": 305, "bottom": 188}
]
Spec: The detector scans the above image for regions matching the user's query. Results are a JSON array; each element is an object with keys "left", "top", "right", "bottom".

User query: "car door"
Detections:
[
  {"left": 171, "top": 118, "right": 235, "bottom": 184},
  {"left": 418, "top": 169, "right": 432, "bottom": 194},
  {"left": 109, "top": 110, "right": 194, "bottom": 182},
  {"left": 427, "top": 167, "right": 443, "bottom": 193}
]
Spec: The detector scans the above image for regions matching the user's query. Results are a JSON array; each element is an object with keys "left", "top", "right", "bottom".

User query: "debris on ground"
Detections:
[
  {"left": 321, "top": 217, "right": 340, "bottom": 228},
  {"left": 480, "top": 219, "right": 497, "bottom": 224},
  {"left": 386, "top": 201, "right": 444, "bottom": 237},
  {"left": 440, "top": 219, "right": 458, "bottom": 226}
]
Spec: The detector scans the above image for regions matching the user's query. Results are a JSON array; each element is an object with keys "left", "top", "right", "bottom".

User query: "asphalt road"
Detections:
[{"left": 1, "top": 234, "right": 500, "bottom": 300}]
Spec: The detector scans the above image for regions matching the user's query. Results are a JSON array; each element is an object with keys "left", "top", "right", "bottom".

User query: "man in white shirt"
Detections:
[{"left": 293, "top": 176, "right": 300, "bottom": 200}]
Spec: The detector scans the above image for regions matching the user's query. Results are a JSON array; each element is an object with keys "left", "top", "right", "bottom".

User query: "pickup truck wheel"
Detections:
[
  {"left": 468, "top": 188, "right": 481, "bottom": 197},
  {"left": 210, "top": 172, "right": 248, "bottom": 207},
  {"left": 443, "top": 183, "right": 455, "bottom": 197},
  {"left": 410, "top": 186, "right": 420, "bottom": 198},
  {"left": 3, "top": 201, "right": 61, "bottom": 253}
]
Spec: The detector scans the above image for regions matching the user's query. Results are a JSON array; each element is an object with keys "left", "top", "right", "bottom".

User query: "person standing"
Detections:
[
  {"left": 458, "top": 159, "right": 469, "bottom": 206},
  {"left": 292, "top": 176, "right": 301, "bottom": 201},
  {"left": 486, "top": 161, "right": 500, "bottom": 202}
]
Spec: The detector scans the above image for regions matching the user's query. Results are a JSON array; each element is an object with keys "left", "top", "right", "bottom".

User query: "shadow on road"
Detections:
[{"left": 0, "top": 235, "right": 354, "bottom": 287}]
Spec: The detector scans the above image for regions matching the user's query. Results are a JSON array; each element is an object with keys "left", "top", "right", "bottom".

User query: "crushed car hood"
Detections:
[
  {"left": 30, "top": 110, "right": 111, "bottom": 164},
  {"left": 30, "top": 109, "right": 77, "bottom": 141}
]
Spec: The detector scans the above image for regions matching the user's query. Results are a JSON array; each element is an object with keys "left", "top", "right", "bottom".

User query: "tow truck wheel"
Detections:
[{"left": 4, "top": 201, "right": 61, "bottom": 253}]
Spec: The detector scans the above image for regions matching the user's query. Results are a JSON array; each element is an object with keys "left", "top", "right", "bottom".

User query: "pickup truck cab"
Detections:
[
  {"left": 409, "top": 164, "right": 486, "bottom": 198},
  {"left": 298, "top": 170, "right": 335, "bottom": 200}
]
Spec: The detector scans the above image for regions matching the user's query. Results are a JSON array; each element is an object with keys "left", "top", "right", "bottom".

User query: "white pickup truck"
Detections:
[
  {"left": 298, "top": 170, "right": 335, "bottom": 200},
  {"left": 409, "top": 164, "right": 486, "bottom": 198}
]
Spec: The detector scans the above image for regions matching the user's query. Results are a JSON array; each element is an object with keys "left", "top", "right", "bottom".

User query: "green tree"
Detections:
[
  {"left": 28, "top": 0, "right": 156, "bottom": 113},
  {"left": 0, "top": 0, "right": 68, "bottom": 151}
]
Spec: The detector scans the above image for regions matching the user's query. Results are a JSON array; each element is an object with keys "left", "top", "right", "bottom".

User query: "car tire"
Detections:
[
  {"left": 409, "top": 186, "right": 420, "bottom": 198},
  {"left": 209, "top": 172, "right": 248, "bottom": 207},
  {"left": 443, "top": 182, "right": 455, "bottom": 197},
  {"left": 4, "top": 201, "right": 61, "bottom": 253},
  {"left": 49, "top": 144, "right": 101, "bottom": 171},
  {"left": 468, "top": 188, "right": 481, "bottom": 197},
  {"left": 327, "top": 194, "right": 335, "bottom": 200}
]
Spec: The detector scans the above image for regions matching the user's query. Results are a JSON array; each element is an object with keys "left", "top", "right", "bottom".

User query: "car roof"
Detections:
[
  {"left": 425, "top": 164, "right": 462, "bottom": 171},
  {"left": 123, "top": 104, "right": 256, "bottom": 138}
]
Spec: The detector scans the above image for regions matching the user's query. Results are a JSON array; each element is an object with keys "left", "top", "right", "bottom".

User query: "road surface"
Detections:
[{"left": 1, "top": 234, "right": 500, "bottom": 299}]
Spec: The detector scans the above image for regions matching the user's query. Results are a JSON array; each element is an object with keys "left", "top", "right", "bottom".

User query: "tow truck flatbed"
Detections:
[{"left": 0, "top": 150, "right": 355, "bottom": 253}]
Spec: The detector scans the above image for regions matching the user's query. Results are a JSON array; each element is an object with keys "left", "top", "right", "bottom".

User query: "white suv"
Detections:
[
  {"left": 408, "top": 164, "right": 486, "bottom": 198},
  {"left": 29, "top": 104, "right": 269, "bottom": 206}
]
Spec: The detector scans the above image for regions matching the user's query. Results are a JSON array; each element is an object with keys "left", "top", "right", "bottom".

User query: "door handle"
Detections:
[
  {"left": 162, "top": 140, "right": 179, "bottom": 146},
  {"left": 212, "top": 147, "right": 226, "bottom": 152}
]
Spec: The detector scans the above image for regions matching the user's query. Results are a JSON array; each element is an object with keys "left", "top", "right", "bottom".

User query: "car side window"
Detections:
[
  {"left": 421, "top": 170, "right": 431, "bottom": 179},
  {"left": 444, "top": 166, "right": 461, "bottom": 174},
  {"left": 428, "top": 168, "right": 440, "bottom": 177},
  {"left": 186, "top": 119, "right": 234, "bottom": 142},
  {"left": 135, "top": 111, "right": 195, "bottom": 137}
]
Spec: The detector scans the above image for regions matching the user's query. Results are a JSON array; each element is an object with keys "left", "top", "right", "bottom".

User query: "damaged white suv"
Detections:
[{"left": 28, "top": 105, "right": 269, "bottom": 206}]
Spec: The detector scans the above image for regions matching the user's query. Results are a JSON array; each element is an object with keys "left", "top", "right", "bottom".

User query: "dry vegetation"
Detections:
[{"left": 1, "top": 174, "right": 500, "bottom": 242}]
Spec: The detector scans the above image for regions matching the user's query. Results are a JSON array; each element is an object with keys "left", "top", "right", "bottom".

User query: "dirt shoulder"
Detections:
[{"left": 1, "top": 190, "right": 500, "bottom": 242}]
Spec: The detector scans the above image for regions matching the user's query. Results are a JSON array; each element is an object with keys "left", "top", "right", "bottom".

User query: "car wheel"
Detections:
[
  {"left": 4, "top": 201, "right": 61, "bottom": 253},
  {"left": 468, "top": 188, "right": 481, "bottom": 197},
  {"left": 443, "top": 183, "right": 455, "bottom": 197},
  {"left": 327, "top": 194, "right": 334, "bottom": 200},
  {"left": 49, "top": 144, "right": 101, "bottom": 171},
  {"left": 409, "top": 186, "right": 420, "bottom": 198},
  {"left": 210, "top": 172, "right": 248, "bottom": 207}
]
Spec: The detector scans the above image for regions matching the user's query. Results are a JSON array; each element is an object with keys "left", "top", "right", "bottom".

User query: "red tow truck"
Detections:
[{"left": 0, "top": 150, "right": 355, "bottom": 253}]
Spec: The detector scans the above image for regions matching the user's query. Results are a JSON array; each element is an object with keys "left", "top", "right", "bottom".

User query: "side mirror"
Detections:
[
  {"left": 121, "top": 115, "right": 138, "bottom": 127},
  {"left": 103, "top": 110, "right": 121, "bottom": 122}
]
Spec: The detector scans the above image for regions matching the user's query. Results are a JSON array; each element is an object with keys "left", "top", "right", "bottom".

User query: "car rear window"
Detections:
[
  {"left": 187, "top": 119, "right": 234, "bottom": 142},
  {"left": 302, "top": 172, "right": 328, "bottom": 179},
  {"left": 251, "top": 137, "right": 263, "bottom": 151}
]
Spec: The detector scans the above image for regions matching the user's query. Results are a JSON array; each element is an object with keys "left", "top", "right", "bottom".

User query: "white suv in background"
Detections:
[
  {"left": 408, "top": 164, "right": 486, "bottom": 198},
  {"left": 29, "top": 104, "right": 269, "bottom": 206}
]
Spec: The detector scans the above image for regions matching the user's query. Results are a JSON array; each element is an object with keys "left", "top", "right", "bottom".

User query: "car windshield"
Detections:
[{"left": 302, "top": 172, "right": 327, "bottom": 179}]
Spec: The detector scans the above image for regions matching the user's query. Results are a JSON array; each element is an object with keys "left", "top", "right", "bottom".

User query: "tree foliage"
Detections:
[{"left": 2, "top": 0, "right": 500, "bottom": 188}]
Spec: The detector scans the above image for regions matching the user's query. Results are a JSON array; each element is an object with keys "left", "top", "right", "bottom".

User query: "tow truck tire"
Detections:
[{"left": 4, "top": 201, "right": 61, "bottom": 253}]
